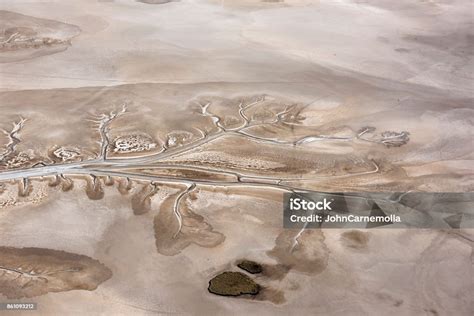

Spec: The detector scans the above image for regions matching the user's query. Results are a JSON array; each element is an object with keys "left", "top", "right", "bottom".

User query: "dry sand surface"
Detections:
[{"left": 0, "top": 0, "right": 473, "bottom": 315}]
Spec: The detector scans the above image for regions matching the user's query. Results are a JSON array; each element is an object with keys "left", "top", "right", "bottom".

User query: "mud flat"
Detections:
[
  {"left": 0, "top": 82, "right": 471, "bottom": 191},
  {"left": 0, "top": 10, "right": 80, "bottom": 63},
  {"left": 0, "top": 0, "right": 473, "bottom": 315},
  {"left": 0, "top": 247, "right": 112, "bottom": 299},
  {"left": 0, "top": 81, "right": 472, "bottom": 314}
]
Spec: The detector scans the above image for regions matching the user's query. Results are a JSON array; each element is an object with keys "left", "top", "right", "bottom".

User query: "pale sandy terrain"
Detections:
[
  {"left": 0, "top": 0, "right": 472, "bottom": 94},
  {"left": 0, "top": 0, "right": 472, "bottom": 315}
]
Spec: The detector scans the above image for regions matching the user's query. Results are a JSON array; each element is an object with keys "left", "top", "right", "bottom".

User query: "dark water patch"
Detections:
[
  {"left": 237, "top": 260, "right": 262, "bottom": 274},
  {"left": 208, "top": 272, "right": 260, "bottom": 297}
]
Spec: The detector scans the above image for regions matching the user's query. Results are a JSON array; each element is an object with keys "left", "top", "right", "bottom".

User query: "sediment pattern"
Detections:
[{"left": 0, "top": 0, "right": 472, "bottom": 314}]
